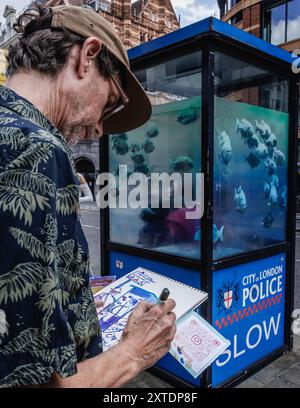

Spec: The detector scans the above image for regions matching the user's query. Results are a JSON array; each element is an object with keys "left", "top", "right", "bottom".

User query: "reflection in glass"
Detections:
[
  {"left": 109, "top": 51, "right": 202, "bottom": 259},
  {"left": 263, "top": 3, "right": 287, "bottom": 45},
  {"left": 213, "top": 52, "right": 289, "bottom": 260},
  {"left": 287, "top": 0, "right": 300, "bottom": 42}
]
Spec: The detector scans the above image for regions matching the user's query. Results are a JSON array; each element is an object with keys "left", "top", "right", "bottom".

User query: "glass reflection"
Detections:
[
  {"left": 287, "top": 0, "right": 300, "bottom": 42},
  {"left": 264, "top": 3, "right": 286, "bottom": 45}
]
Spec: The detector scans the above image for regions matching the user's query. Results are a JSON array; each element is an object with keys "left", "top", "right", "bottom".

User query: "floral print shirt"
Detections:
[{"left": 0, "top": 86, "right": 102, "bottom": 387}]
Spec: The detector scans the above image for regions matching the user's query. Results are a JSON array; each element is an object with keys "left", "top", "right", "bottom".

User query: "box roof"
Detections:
[{"left": 128, "top": 16, "right": 295, "bottom": 66}]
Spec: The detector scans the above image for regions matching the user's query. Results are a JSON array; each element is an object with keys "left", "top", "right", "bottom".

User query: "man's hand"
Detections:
[
  {"left": 119, "top": 299, "right": 177, "bottom": 373},
  {"left": 44, "top": 299, "right": 176, "bottom": 388}
]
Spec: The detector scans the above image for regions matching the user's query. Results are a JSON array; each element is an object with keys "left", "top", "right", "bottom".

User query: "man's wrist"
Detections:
[{"left": 113, "top": 340, "right": 143, "bottom": 379}]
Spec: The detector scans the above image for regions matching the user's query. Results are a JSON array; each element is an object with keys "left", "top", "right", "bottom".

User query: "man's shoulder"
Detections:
[{"left": 0, "top": 107, "right": 67, "bottom": 153}]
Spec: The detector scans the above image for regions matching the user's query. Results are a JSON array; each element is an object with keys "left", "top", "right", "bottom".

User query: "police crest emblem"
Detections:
[{"left": 217, "top": 280, "right": 239, "bottom": 313}]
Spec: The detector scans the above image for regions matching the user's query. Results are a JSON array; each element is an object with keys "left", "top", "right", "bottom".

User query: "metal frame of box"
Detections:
[{"left": 100, "top": 17, "right": 299, "bottom": 387}]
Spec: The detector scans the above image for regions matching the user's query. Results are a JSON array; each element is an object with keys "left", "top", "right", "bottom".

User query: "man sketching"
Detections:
[{"left": 0, "top": 4, "right": 176, "bottom": 388}]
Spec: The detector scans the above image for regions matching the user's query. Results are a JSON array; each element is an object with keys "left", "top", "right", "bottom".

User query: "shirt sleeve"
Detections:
[{"left": 0, "top": 136, "right": 102, "bottom": 387}]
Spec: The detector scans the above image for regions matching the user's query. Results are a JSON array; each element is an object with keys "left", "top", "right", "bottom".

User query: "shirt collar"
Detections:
[{"left": 0, "top": 85, "right": 74, "bottom": 159}]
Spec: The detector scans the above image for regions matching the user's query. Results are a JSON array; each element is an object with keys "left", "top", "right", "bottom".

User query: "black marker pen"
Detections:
[{"left": 157, "top": 288, "right": 170, "bottom": 304}]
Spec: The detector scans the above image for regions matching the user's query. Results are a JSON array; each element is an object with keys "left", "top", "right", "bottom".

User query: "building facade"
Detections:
[
  {"left": 0, "top": 1, "right": 180, "bottom": 196},
  {"left": 218, "top": 0, "right": 300, "bottom": 192},
  {"left": 45, "top": 0, "right": 180, "bottom": 49},
  {"left": 218, "top": 0, "right": 300, "bottom": 52}
]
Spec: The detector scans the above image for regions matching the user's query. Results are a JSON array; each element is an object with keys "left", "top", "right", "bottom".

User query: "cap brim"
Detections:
[{"left": 103, "top": 67, "right": 152, "bottom": 135}]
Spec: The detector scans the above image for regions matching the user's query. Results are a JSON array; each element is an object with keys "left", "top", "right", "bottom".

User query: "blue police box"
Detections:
[{"left": 99, "top": 17, "right": 298, "bottom": 387}]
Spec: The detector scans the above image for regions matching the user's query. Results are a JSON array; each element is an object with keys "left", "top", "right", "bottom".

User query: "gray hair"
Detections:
[{"left": 7, "top": 4, "right": 122, "bottom": 78}]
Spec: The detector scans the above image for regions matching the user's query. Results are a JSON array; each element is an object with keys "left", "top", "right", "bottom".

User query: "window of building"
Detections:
[
  {"left": 263, "top": 0, "right": 300, "bottom": 45},
  {"left": 87, "top": 0, "right": 99, "bottom": 11},
  {"left": 230, "top": 10, "right": 243, "bottom": 26},
  {"left": 263, "top": 1, "right": 286, "bottom": 45},
  {"left": 287, "top": 0, "right": 300, "bottom": 42},
  {"left": 150, "top": 12, "right": 158, "bottom": 22},
  {"left": 99, "top": 3, "right": 109, "bottom": 12},
  {"left": 230, "top": 0, "right": 242, "bottom": 7},
  {"left": 140, "top": 32, "right": 146, "bottom": 42}
]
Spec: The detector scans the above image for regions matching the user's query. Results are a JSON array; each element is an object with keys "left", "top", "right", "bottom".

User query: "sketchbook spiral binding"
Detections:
[
  {"left": 133, "top": 267, "right": 206, "bottom": 295},
  {"left": 127, "top": 267, "right": 208, "bottom": 319}
]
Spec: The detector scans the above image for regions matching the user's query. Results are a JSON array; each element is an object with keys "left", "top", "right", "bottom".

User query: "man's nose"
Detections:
[{"left": 95, "top": 122, "right": 104, "bottom": 138}]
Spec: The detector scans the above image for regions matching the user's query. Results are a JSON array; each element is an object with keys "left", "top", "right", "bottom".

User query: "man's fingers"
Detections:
[
  {"left": 161, "top": 298, "right": 176, "bottom": 313},
  {"left": 148, "top": 298, "right": 176, "bottom": 320},
  {"left": 129, "top": 300, "right": 154, "bottom": 320}
]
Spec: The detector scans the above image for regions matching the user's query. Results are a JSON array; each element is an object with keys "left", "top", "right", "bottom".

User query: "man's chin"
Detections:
[{"left": 61, "top": 125, "right": 98, "bottom": 145}]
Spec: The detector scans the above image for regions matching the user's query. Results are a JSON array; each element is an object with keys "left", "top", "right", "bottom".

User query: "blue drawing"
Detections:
[{"left": 98, "top": 285, "right": 158, "bottom": 334}]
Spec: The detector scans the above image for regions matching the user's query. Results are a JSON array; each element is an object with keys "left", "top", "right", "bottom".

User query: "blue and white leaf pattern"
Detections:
[{"left": 0, "top": 86, "right": 102, "bottom": 388}]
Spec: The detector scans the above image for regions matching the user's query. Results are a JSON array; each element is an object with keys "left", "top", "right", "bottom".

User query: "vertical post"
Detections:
[
  {"left": 285, "top": 76, "right": 299, "bottom": 349},
  {"left": 99, "top": 134, "right": 110, "bottom": 276},
  {"left": 201, "top": 33, "right": 215, "bottom": 388}
]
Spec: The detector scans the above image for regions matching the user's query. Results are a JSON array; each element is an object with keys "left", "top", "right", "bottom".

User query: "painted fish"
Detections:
[
  {"left": 195, "top": 226, "right": 223, "bottom": 244},
  {"left": 131, "top": 153, "right": 145, "bottom": 164},
  {"left": 264, "top": 182, "right": 271, "bottom": 200},
  {"left": 236, "top": 118, "right": 254, "bottom": 139},
  {"left": 170, "top": 156, "right": 194, "bottom": 172},
  {"left": 135, "top": 163, "right": 150, "bottom": 175},
  {"left": 143, "top": 139, "right": 155, "bottom": 154},
  {"left": 145, "top": 124, "right": 159, "bottom": 139},
  {"left": 131, "top": 143, "right": 142, "bottom": 153},
  {"left": 262, "top": 212, "right": 274, "bottom": 228},
  {"left": 254, "top": 143, "right": 268, "bottom": 159},
  {"left": 246, "top": 134, "right": 259, "bottom": 149},
  {"left": 177, "top": 108, "right": 198, "bottom": 125},
  {"left": 269, "top": 174, "right": 279, "bottom": 188},
  {"left": 267, "top": 145, "right": 275, "bottom": 158},
  {"left": 218, "top": 131, "right": 232, "bottom": 165},
  {"left": 234, "top": 186, "right": 247, "bottom": 212},
  {"left": 255, "top": 120, "right": 272, "bottom": 140},
  {"left": 280, "top": 186, "right": 287, "bottom": 208},
  {"left": 265, "top": 133, "right": 277, "bottom": 148},
  {"left": 112, "top": 133, "right": 128, "bottom": 142},
  {"left": 246, "top": 152, "right": 260, "bottom": 168},
  {"left": 273, "top": 148, "right": 286, "bottom": 167},
  {"left": 112, "top": 140, "right": 129, "bottom": 156},
  {"left": 264, "top": 158, "right": 277, "bottom": 175},
  {"left": 194, "top": 229, "right": 201, "bottom": 241},
  {"left": 268, "top": 184, "right": 278, "bottom": 208},
  {"left": 213, "top": 224, "right": 224, "bottom": 245}
]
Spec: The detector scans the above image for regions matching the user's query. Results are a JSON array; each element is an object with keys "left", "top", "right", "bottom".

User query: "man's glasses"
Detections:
[{"left": 102, "top": 74, "right": 130, "bottom": 122}]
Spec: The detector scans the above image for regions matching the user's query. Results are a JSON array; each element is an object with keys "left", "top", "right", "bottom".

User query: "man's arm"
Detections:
[{"left": 46, "top": 299, "right": 176, "bottom": 388}]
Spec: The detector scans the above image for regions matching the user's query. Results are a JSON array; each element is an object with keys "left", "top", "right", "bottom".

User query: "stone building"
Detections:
[
  {"left": 0, "top": 5, "right": 19, "bottom": 49},
  {"left": 45, "top": 0, "right": 180, "bottom": 49},
  {"left": 0, "top": 0, "right": 180, "bottom": 197}
]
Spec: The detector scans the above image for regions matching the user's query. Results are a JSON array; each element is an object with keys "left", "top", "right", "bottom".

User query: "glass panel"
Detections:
[
  {"left": 287, "top": 0, "right": 300, "bottom": 42},
  {"left": 214, "top": 52, "right": 289, "bottom": 260},
  {"left": 263, "top": 2, "right": 287, "bottom": 45},
  {"left": 109, "top": 51, "right": 202, "bottom": 260}
]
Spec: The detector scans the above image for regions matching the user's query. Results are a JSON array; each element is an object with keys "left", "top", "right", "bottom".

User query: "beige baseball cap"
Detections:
[{"left": 50, "top": 5, "right": 152, "bottom": 134}]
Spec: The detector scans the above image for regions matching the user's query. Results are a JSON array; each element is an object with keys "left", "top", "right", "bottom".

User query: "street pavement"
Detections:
[
  {"left": 80, "top": 203, "right": 101, "bottom": 277},
  {"left": 81, "top": 203, "right": 300, "bottom": 388}
]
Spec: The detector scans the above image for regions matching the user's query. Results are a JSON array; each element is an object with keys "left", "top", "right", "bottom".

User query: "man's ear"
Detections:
[{"left": 77, "top": 37, "right": 103, "bottom": 79}]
